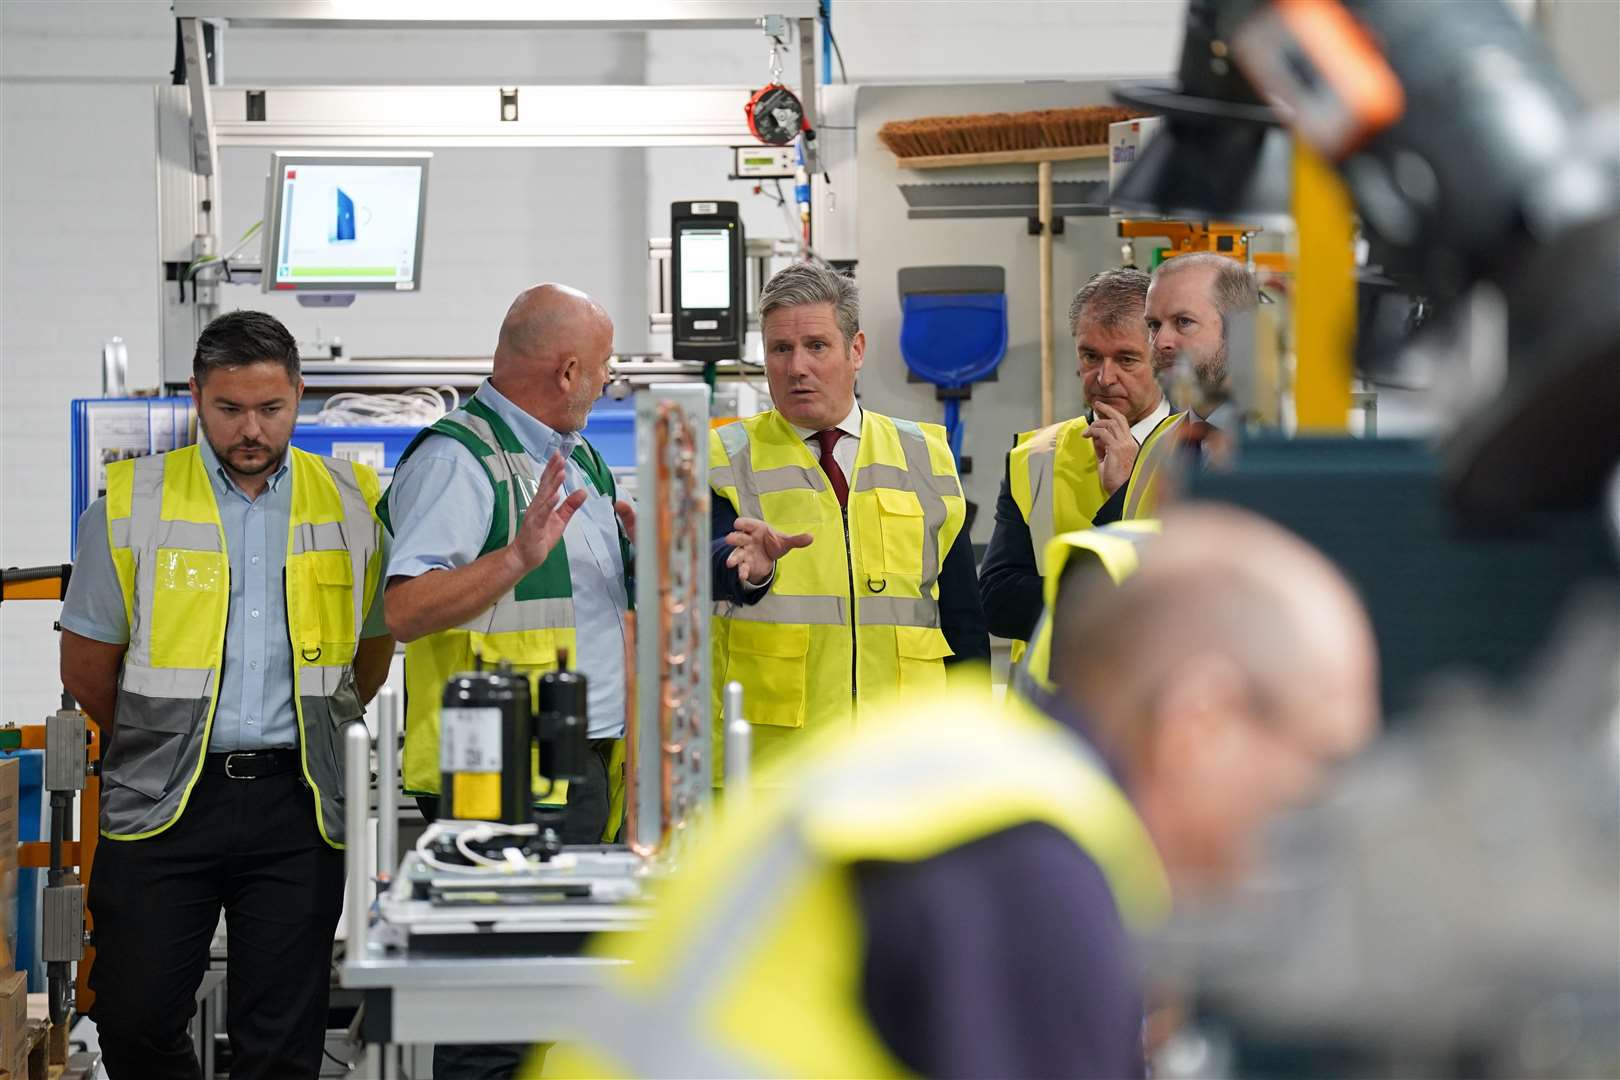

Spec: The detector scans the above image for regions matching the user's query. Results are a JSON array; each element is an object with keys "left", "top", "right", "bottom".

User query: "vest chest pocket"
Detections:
[
  {"left": 292, "top": 550, "right": 357, "bottom": 664},
  {"left": 868, "top": 488, "right": 926, "bottom": 579},
  {"left": 150, "top": 548, "right": 227, "bottom": 669},
  {"left": 895, "top": 625, "right": 952, "bottom": 696},
  {"left": 728, "top": 621, "right": 810, "bottom": 729}
]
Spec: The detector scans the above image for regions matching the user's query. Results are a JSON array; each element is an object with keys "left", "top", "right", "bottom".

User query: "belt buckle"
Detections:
[{"left": 224, "top": 752, "right": 256, "bottom": 780}]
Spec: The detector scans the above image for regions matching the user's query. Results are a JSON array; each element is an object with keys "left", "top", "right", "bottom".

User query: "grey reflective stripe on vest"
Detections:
[
  {"left": 156, "top": 519, "right": 224, "bottom": 552},
  {"left": 120, "top": 661, "right": 214, "bottom": 699},
  {"left": 312, "top": 457, "right": 381, "bottom": 641},
  {"left": 290, "top": 519, "right": 347, "bottom": 555},
  {"left": 1021, "top": 430, "right": 1060, "bottom": 575},
  {"left": 887, "top": 418, "right": 954, "bottom": 596},
  {"left": 754, "top": 464, "right": 827, "bottom": 495},
  {"left": 1122, "top": 413, "right": 1185, "bottom": 519},
  {"left": 716, "top": 593, "right": 847, "bottom": 626},
  {"left": 851, "top": 462, "right": 960, "bottom": 500},
  {"left": 860, "top": 595, "right": 939, "bottom": 629},
  {"left": 713, "top": 423, "right": 766, "bottom": 521},
  {"left": 107, "top": 518, "right": 130, "bottom": 548},
  {"left": 123, "top": 454, "right": 172, "bottom": 672},
  {"left": 299, "top": 664, "right": 350, "bottom": 696},
  {"left": 458, "top": 595, "right": 576, "bottom": 635}
]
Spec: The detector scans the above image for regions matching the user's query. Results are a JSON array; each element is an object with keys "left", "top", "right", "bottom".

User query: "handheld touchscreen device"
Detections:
[{"left": 671, "top": 201, "right": 745, "bottom": 364}]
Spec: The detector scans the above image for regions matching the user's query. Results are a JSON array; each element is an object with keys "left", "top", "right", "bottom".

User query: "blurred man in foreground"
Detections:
[{"left": 544, "top": 504, "right": 1379, "bottom": 1079}]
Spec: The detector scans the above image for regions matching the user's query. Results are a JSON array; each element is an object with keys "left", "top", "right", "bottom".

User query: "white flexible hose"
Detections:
[{"left": 313, "top": 386, "right": 459, "bottom": 427}]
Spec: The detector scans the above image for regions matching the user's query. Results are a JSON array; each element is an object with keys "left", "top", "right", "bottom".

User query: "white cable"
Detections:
[
  {"left": 314, "top": 386, "right": 459, "bottom": 428},
  {"left": 415, "top": 819, "right": 541, "bottom": 875}
]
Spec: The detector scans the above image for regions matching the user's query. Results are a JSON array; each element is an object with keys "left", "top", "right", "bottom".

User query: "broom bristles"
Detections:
[{"left": 878, "top": 105, "right": 1150, "bottom": 159}]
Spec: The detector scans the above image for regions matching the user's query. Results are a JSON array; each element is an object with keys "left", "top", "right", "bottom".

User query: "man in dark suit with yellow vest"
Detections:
[
  {"left": 709, "top": 261, "right": 989, "bottom": 780},
  {"left": 979, "top": 267, "right": 1179, "bottom": 661}
]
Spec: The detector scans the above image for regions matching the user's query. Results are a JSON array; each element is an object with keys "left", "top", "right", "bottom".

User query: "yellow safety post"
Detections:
[{"left": 1291, "top": 137, "right": 1356, "bottom": 431}]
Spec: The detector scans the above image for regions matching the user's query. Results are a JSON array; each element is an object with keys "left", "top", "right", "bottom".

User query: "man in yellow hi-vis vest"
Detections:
[
  {"left": 541, "top": 505, "right": 1379, "bottom": 1079},
  {"left": 709, "top": 262, "right": 989, "bottom": 782},
  {"left": 980, "top": 268, "right": 1177, "bottom": 662},
  {"left": 60, "top": 311, "right": 393, "bottom": 1080}
]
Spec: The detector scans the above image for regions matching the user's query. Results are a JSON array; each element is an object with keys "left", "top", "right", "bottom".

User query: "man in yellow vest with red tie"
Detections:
[{"left": 709, "top": 261, "right": 989, "bottom": 780}]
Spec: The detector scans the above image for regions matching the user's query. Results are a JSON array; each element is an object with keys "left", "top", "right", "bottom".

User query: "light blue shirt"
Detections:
[
  {"left": 385, "top": 380, "right": 631, "bottom": 738},
  {"left": 61, "top": 440, "right": 389, "bottom": 752}
]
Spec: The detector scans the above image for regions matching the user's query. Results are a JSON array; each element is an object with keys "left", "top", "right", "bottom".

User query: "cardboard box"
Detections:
[{"left": 0, "top": 970, "right": 26, "bottom": 1078}]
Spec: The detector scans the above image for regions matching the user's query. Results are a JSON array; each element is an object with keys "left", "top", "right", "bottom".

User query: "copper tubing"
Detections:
[{"left": 629, "top": 404, "right": 705, "bottom": 859}]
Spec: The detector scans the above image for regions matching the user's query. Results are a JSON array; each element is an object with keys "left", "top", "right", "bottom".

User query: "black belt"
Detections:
[{"left": 204, "top": 748, "right": 302, "bottom": 780}]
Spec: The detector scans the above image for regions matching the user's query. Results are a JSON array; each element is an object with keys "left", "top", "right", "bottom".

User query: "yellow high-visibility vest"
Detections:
[
  {"left": 103, "top": 444, "right": 382, "bottom": 847},
  {"left": 709, "top": 409, "right": 966, "bottom": 782},
  {"left": 1014, "top": 521, "right": 1162, "bottom": 695},
  {"left": 1119, "top": 411, "right": 1189, "bottom": 521},
  {"left": 1005, "top": 411, "right": 1179, "bottom": 661},
  {"left": 539, "top": 689, "right": 1170, "bottom": 1079}
]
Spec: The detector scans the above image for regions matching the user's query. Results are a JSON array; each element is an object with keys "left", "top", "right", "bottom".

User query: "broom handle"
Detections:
[{"left": 1038, "top": 160, "right": 1055, "bottom": 428}]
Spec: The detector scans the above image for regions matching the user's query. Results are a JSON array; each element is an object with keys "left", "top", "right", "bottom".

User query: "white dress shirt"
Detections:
[{"left": 1128, "top": 398, "right": 1172, "bottom": 443}]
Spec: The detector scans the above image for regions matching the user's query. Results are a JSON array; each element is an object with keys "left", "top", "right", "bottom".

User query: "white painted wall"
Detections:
[
  {"left": 2, "top": 1, "right": 172, "bottom": 727},
  {"left": 829, "top": 0, "right": 1184, "bottom": 84},
  {"left": 851, "top": 80, "right": 1125, "bottom": 544}
]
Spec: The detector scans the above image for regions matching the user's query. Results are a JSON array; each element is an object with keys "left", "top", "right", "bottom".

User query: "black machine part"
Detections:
[
  {"left": 537, "top": 668, "right": 590, "bottom": 788},
  {"left": 439, "top": 668, "right": 531, "bottom": 827}
]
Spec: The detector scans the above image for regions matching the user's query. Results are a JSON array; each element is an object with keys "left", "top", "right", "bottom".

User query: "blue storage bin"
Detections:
[
  {"left": 291, "top": 424, "right": 424, "bottom": 475},
  {"left": 4, "top": 750, "right": 44, "bottom": 988},
  {"left": 580, "top": 402, "right": 637, "bottom": 471}
]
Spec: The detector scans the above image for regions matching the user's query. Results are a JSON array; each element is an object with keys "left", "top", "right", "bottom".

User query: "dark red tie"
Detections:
[{"left": 814, "top": 429, "right": 849, "bottom": 507}]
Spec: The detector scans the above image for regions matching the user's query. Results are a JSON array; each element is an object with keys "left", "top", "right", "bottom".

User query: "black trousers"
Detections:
[
  {"left": 430, "top": 739, "right": 615, "bottom": 1080},
  {"left": 88, "top": 764, "right": 345, "bottom": 1080}
]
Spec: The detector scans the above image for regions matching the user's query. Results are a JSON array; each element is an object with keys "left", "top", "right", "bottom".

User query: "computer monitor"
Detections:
[{"left": 261, "top": 152, "right": 430, "bottom": 292}]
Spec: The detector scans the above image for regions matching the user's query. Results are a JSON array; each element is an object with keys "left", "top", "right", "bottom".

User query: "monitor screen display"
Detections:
[
  {"left": 265, "top": 153, "right": 429, "bottom": 291},
  {"left": 678, "top": 228, "right": 732, "bottom": 310}
]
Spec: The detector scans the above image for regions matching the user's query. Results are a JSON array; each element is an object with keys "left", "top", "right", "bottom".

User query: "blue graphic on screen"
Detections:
[
  {"left": 331, "top": 187, "right": 357, "bottom": 243},
  {"left": 273, "top": 161, "right": 424, "bottom": 287}
]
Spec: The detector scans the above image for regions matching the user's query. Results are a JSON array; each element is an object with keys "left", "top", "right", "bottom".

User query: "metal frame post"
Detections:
[
  {"left": 375, "top": 687, "right": 400, "bottom": 884},
  {"left": 345, "top": 722, "right": 372, "bottom": 960}
]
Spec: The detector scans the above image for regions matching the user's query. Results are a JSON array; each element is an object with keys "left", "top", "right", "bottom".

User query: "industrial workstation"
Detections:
[{"left": 1, "top": 1, "right": 1618, "bottom": 1078}]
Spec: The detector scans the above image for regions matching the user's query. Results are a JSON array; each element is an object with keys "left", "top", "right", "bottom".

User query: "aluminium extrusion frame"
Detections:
[
  {"left": 158, "top": 3, "right": 821, "bottom": 385},
  {"left": 629, "top": 384, "right": 714, "bottom": 857}
]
